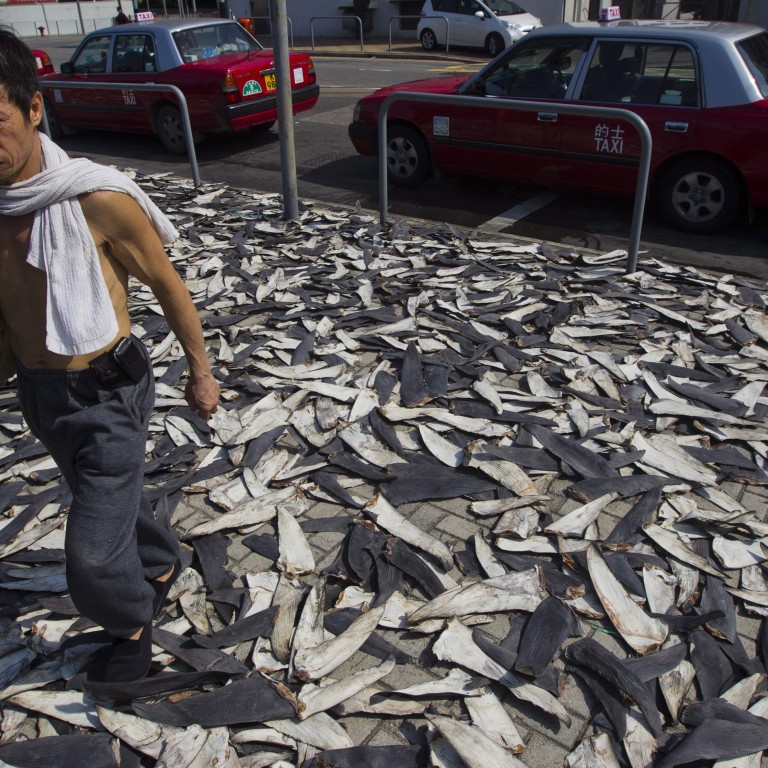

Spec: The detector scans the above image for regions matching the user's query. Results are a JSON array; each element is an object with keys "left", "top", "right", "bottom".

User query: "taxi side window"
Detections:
[
  {"left": 640, "top": 45, "right": 698, "bottom": 106},
  {"left": 483, "top": 38, "right": 586, "bottom": 99},
  {"left": 113, "top": 34, "right": 157, "bottom": 73},
  {"left": 72, "top": 35, "right": 111, "bottom": 74},
  {"left": 580, "top": 42, "right": 699, "bottom": 107}
]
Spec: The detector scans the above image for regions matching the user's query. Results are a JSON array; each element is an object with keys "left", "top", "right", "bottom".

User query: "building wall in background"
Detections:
[
  {"left": 738, "top": 0, "right": 768, "bottom": 27},
  {"left": 1, "top": 0, "right": 117, "bottom": 36}
]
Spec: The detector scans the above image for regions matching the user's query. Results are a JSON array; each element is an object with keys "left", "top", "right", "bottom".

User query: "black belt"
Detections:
[{"left": 88, "top": 336, "right": 147, "bottom": 386}]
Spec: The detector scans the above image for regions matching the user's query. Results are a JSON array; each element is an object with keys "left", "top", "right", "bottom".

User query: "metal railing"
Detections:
[
  {"left": 310, "top": 15, "right": 364, "bottom": 52},
  {"left": 247, "top": 15, "right": 294, "bottom": 48},
  {"left": 377, "top": 92, "right": 652, "bottom": 274},
  {"left": 389, "top": 15, "right": 450, "bottom": 54},
  {"left": 39, "top": 81, "right": 201, "bottom": 187}
]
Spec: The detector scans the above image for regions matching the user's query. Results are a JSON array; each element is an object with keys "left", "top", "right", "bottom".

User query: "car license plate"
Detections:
[{"left": 265, "top": 73, "right": 276, "bottom": 92}]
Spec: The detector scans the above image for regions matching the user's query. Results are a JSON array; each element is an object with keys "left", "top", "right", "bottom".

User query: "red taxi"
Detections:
[
  {"left": 39, "top": 18, "right": 319, "bottom": 154},
  {"left": 349, "top": 20, "right": 768, "bottom": 234}
]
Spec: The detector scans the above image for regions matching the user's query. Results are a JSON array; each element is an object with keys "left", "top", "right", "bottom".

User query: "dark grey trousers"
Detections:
[{"left": 17, "top": 339, "right": 178, "bottom": 636}]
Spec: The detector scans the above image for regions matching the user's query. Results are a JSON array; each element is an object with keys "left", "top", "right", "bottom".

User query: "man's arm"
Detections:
[{"left": 84, "top": 191, "right": 220, "bottom": 418}]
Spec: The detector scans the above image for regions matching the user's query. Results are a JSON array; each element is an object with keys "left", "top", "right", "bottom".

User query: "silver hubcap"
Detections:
[
  {"left": 423, "top": 32, "right": 434, "bottom": 48},
  {"left": 162, "top": 114, "right": 183, "bottom": 148},
  {"left": 671, "top": 170, "right": 725, "bottom": 222},
  {"left": 387, "top": 136, "right": 418, "bottom": 179}
]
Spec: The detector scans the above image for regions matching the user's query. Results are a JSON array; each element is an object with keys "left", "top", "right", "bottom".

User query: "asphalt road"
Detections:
[{"left": 31, "top": 36, "right": 768, "bottom": 280}]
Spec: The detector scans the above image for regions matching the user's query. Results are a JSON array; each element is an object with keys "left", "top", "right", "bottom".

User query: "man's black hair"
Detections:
[{"left": 0, "top": 27, "right": 40, "bottom": 119}]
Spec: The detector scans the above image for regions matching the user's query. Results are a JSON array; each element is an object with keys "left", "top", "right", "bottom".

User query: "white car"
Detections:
[{"left": 417, "top": 0, "right": 542, "bottom": 57}]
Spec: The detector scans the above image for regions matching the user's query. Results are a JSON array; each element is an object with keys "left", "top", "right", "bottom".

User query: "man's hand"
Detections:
[{"left": 185, "top": 372, "right": 220, "bottom": 420}]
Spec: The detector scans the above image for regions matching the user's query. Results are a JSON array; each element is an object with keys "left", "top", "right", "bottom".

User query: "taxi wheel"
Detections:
[
  {"left": 43, "top": 98, "right": 63, "bottom": 140},
  {"left": 486, "top": 33, "right": 504, "bottom": 57},
  {"left": 420, "top": 29, "right": 437, "bottom": 51},
  {"left": 386, "top": 125, "right": 430, "bottom": 188},
  {"left": 658, "top": 157, "right": 741, "bottom": 234},
  {"left": 156, "top": 105, "right": 187, "bottom": 155},
  {"left": 251, "top": 121, "right": 276, "bottom": 133}
]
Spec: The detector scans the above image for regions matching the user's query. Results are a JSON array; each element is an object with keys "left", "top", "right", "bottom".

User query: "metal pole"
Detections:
[
  {"left": 40, "top": 2, "right": 50, "bottom": 36},
  {"left": 41, "top": 81, "right": 201, "bottom": 187},
  {"left": 269, "top": 0, "right": 299, "bottom": 221},
  {"left": 378, "top": 92, "right": 651, "bottom": 274},
  {"left": 75, "top": 0, "right": 86, "bottom": 34}
]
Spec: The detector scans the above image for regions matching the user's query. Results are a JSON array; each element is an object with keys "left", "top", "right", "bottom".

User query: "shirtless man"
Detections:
[{"left": 0, "top": 30, "right": 220, "bottom": 684}]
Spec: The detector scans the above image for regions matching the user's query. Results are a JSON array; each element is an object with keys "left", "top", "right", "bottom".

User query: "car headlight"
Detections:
[
  {"left": 504, "top": 21, "right": 521, "bottom": 30},
  {"left": 353, "top": 103, "right": 361, "bottom": 122}
]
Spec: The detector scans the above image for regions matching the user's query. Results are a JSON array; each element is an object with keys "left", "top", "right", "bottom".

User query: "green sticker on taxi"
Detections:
[{"left": 242, "top": 80, "right": 262, "bottom": 96}]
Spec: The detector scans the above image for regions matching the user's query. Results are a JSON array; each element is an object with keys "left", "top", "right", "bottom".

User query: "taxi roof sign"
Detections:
[
  {"left": 135, "top": 10, "right": 155, "bottom": 23},
  {"left": 598, "top": 6, "right": 621, "bottom": 21}
]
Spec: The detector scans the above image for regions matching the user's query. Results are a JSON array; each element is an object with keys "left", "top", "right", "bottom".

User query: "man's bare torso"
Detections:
[{"left": 0, "top": 191, "right": 131, "bottom": 369}]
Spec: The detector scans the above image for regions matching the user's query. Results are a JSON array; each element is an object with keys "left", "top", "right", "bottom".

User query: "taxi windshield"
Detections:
[
  {"left": 485, "top": 0, "right": 528, "bottom": 14},
  {"left": 737, "top": 32, "right": 768, "bottom": 98},
  {"left": 173, "top": 22, "right": 263, "bottom": 63}
]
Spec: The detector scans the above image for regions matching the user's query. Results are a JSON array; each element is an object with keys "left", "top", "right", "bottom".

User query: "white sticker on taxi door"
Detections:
[{"left": 433, "top": 116, "right": 450, "bottom": 137}]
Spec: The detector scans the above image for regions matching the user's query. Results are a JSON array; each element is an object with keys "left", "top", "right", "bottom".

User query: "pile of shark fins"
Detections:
[{"left": 0, "top": 171, "right": 766, "bottom": 767}]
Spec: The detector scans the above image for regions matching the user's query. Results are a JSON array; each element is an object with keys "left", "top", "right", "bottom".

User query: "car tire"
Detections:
[
  {"left": 420, "top": 29, "right": 437, "bottom": 51},
  {"left": 251, "top": 120, "right": 276, "bottom": 133},
  {"left": 43, "top": 97, "right": 64, "bottom": 140},
  {"left": 657, "top": 156, "right": 741, "bottom": 234},
  {"left": 386, "top": 124, "right": 430, "bottom": 188},
  {"left": 156, "top": 105, "right": 187, "bottom": 155},
  {"left": 486, "top": 33, "right": 504, "bottom": 57}
]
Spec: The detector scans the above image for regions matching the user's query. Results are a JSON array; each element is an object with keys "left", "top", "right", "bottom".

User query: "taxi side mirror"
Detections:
[
  {"left": 465, "top": 79, "right": 485, "bottom": 96},
  {"left": 60, "top": 62, "right": 74, "bottom": 74},
  {"left": 475, "top": 10, "right": 485, "bottom": 18}
]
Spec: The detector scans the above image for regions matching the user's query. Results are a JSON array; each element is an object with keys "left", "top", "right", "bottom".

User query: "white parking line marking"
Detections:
[{"left": 482, "top": 190, "right": 563, "bottom": 232}]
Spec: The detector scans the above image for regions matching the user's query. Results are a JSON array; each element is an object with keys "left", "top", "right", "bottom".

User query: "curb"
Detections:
[{"left": 306, "top": 49, "right": 482, "bottom": 64}]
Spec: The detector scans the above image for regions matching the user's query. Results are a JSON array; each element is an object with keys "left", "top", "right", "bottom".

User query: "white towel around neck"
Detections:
[{"left": 0, "top": 132, "right": 178, "bottom": 356}]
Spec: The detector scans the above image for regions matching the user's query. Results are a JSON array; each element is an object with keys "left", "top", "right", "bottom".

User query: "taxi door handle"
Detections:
[
  {"left": 538, "top": 112, "right": 558, "bottom": 122},
  {"left": 665, "top": 121, "right": 689, "bottom": 133}
]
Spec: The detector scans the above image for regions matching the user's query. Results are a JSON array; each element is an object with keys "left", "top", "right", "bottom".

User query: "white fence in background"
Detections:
[{"left": 1, "top": 1, "right": 115, "bottom": 37}]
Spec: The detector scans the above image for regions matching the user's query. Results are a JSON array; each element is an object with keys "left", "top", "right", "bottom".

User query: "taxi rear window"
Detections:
[
  {"left": 173, "top": 23, "right": 262, "bottom": 63},
  {"left": 737, "top": 32, "right": 768, "bottom": 98}
]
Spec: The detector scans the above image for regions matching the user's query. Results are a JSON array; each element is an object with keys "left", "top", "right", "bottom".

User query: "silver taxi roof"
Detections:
[
  {"left": 526, "top": 19, "right": 764, "bottom": 44},
  {"left": 93, "top": 18, "right": 244, "bottom": 35}
]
